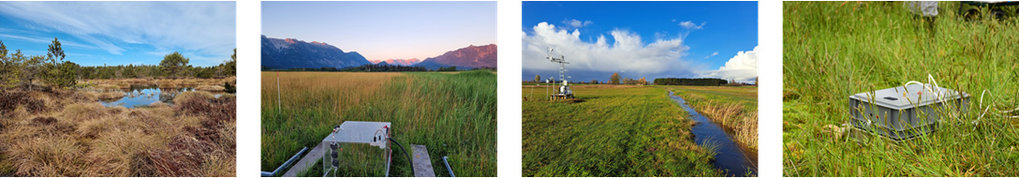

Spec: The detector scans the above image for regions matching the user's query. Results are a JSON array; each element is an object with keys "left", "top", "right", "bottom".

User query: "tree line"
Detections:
[
  {"left": 527, "top": 72, "right": 648, "bottom": 85},
  {"left": 653, "top": 78, "right": 729, "bottom": 86},
  {"left": 0, "top": 38, "right": 236, "bottom": 90},
  {"left": 261, "top": 63, "right": 480, "bottom": 72},
  {"left": 528, "top": 73, "right": 746, "bottom": 86}
]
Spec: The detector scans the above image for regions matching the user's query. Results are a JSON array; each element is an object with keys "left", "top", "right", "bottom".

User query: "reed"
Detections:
[
  {"left": 670, "top": 86, "right": 758, "bottom": 153},
  {"left": 260, "top": 71, "right": 497, "bottom": 177}
]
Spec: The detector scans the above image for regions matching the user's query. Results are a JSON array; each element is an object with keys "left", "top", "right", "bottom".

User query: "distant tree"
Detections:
[
  {"left": 219, "top": 48, "right": 236, "bottom": 77},
  {"left": 0, "top": 40, "right": 19, "bottom": 89},
  {"left": 590, "top": 80, "right": 598, "bottom": 84},
  {"left": 226, "top": 48, "right": 236, "bottom": 76},
  {"left": 47, "top": 61, "right": 78, "bottom": 88},
  {"left": 623, "top": 77, "right": 634, "bottom": 85},
  {"left": 438, "top": 66, "right": 457, "bottom": 71},
  {"left": 534, "top": 75, "right": 541, "bottom": 83},
  {"left": 639, "top": 77, "right": 647, "bottom": 85},
  {"left": 610, "top": 72, "right": 621, "bottom": 85},
  {"left": 20, "top": 51, "right": 43, "bottom": 90},
  {"left": 160, "top": 52, "right": 190, "bottom": 79},
  {"left": 123, "top": 64, "right": 137, "bottom": 78},
  {"left": 46, "top": 37, "right": 65, "bottom": 63},
  {"left": 0, "top": 40, "right": 6, "bottom": 59},
  {"left": 193, "top": 66, "right": 215, "bottom": 78},
  {"left": 42, "top": 38, "right": 77, "bottom": 88},
  {"left": 653, "top": 78, "right": 728, "bottom": 86}
]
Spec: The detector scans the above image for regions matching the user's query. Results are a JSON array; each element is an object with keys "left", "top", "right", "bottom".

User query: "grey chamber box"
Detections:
[{"left": 848, "top": 84, "right": 969, "bottom": 140}]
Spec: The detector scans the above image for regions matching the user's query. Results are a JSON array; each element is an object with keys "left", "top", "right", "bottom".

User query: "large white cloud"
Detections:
[
  {"left": 0, "top": 2, "right": 235, "bottom": 64},
  {"left": 522, "top": 22, "right": 694, "bottom": 78},
  {"left": 701, "top": 46, "right": 758, "bottom": 83}
]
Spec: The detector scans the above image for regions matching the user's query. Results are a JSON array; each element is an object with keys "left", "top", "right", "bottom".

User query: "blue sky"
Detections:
[
  {"left": 0, "top": 2, "right": 235, "bottom": 67},
  {"left": 263, "top": 1, "right": 497, "bottom": 61},
  {"left": 522, "top": 1, "right": 758, "bottom": 83}
]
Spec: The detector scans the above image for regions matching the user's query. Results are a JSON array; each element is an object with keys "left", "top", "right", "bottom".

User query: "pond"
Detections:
[
  {"left": 669, "top": 91, "right": 757, "bottom": 177},
  {"left": 99, "top": 87, "right": 201, "bottom": 108}
]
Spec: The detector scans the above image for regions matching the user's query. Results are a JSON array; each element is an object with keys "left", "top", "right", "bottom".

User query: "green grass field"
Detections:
[
  {"left": 261, "top": 71, "right": 496, "bottom": 177},
  {"left": 784, "top": 1, "right": 1019, "bottom": 176},
  {"left": 669, "top": 86, "right": 758, "bottom": 152},
  {"left": 521, "top": 85, "right": 721, "bottom": 176}
]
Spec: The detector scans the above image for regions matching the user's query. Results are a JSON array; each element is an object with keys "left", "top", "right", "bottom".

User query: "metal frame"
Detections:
[
  {"left": 546, "top": 48, "right": 574, "bottom": 100},
  {"left": 322, "top": 121, "right": 393, "bottom": 177}
]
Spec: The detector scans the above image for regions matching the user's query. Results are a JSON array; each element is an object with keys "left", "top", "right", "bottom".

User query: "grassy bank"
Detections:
[
  {"left": 260, "top": 71, "right": 497, "bottom": 177},
  {"left": 0, "top": 80, "right": 236, "bottom": 176},
  {"left": 785, "top": 1, "right": 1019, "bottom": 176},
  {"left": 669, "top": 86, "right": 758, "bottom": 153},
  {"left": 521, "top": 85, "right": 721, "bottom": 176}
]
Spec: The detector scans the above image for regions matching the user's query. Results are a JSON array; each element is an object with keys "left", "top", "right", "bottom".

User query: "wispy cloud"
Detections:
[
  {"left": 0, "top": 33, "right": 98, "bottom": 50},
  {"left": 0, "top": 2, "right": 235, "bottom": 64},
  {"left": 562, "top": 19, "right": 593, "bottom": 28},
  {"left": 704, "top": 51, "right": 719, "bottom": 59},
  {"left": 678, "top": 21, "right": 705, "bottom": 30}
]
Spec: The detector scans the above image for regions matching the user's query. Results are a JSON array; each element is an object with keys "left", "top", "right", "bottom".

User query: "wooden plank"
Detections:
[
  {"left": 282, "top": 141, "right": 327, "bottom": 177},
  {"left": 411, "top": 144, "right": 436, "bottom": 177}
]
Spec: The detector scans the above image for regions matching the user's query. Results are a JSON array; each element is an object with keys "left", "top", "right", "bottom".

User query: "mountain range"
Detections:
[
  {"left": 369, "top": 58, "right": 421, "bottom": 66},
  {"left": 262, "top": 35, "right": 496, "bottom": 70},
  {"left": 413, "top": 44, "right": 497, "bottom": 70},
  {"left": 261, "top": 35, "right": 370, "bottom": 69}
]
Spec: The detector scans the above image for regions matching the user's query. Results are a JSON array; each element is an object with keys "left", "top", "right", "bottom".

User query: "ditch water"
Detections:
[
  {"left": 99, "top": 87, "right": 206, "bottom": 108},
  {"left": 668, "top": 91, "right": 757, "bottom": 177}
]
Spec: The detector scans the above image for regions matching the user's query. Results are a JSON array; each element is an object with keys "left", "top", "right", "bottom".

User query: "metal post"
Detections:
[
  {"left": 277, "top": 72, "right": 281, "bottom": 111},
  {"left": 261, "top": 146, "right": 309, "bottom": 177},
  {"left": 442, "top": 156, "right": 455, "bottom": 177}
]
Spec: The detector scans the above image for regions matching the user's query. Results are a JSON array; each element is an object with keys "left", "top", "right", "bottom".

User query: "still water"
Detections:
[
  {"left": 669, "top": 91, "right": 757, "bottom": 177},
  {"left": 99, "top": 87, "right": 195, "bottom": 108}
]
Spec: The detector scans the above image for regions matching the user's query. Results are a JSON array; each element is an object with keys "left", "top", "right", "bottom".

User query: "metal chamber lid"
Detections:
[
  {"left": 323, "top": 121, "right": 391, "bottom": 149},
  {"left": 850, "top": 84, "right": 969, "bottom": 110}
]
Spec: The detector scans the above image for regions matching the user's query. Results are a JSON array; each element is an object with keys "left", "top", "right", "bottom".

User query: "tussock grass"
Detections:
[
  {"left": 195, "top": 85, "right": 226, "bottom": 92},
  {"left": 81, "top": 77, "right": 235, "bottom": 90},
  {"left": 261, "top": 71, "right": 497, "bottom": 177},
  {"left": 670, "top": 86, "right": 758, "bottom": 153},
  {"left": 95, "top": 91, "right": 126, "bottom": 101},
  {"left": 784, "top": 1, "right": 1019, "bottom": 176},
  {"left": 521, "top": 85, "right": 721, "bottom": 176},
  {"left": 0, "top": 89, "right": 235, "bottom": 176}
]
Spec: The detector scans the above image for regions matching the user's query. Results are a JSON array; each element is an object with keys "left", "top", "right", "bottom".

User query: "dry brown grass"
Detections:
[
  {"left": 194, "top": 85, "right": 225, "bottom": 92},
  {"left": 690, "top": 97, "right": 758, "bottom": 151},
  {"left": 81, "top": 77, "right": 235, "bottom": 90},
  {"left": 0, "top": 88, "right": 235, "bottom": 176},
  {"left": 95, "top": 91, "right": 126, "bottom": 101},
  {"left": 261, "top": 72, "right": 402, "bottom": 115}
]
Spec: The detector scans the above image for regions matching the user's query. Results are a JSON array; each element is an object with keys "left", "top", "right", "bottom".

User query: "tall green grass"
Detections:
[
  {"left": 261, "top": 71, "right": 497, "bottom": 176},
  {"left": 522, "top": 85, "right": 721, "bottom": 176},
  {"left": 784, "top": 1, "right": 1019, "bottom": 176}
]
